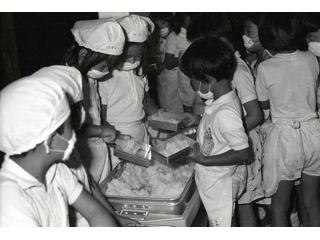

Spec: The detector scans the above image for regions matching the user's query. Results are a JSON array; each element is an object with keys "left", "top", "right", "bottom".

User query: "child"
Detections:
[
  {"left": 98, "top": 15, "right": 158, "bottom": 146},
  {"left": 63, "top": 19, "right": 125, "bottom": 184},
  {"left": 187, "top": 13, "right": 264, "bottom": 226},
  {"left": 181, "top": 37, "right": 250, "bottom": 227},
  {"left": 158, "top": 13, "right": 195, "bottom": 113},
  {"left": 257, "top": 13, "right": 320, "bottom": 226},
  {"left": 0, "top": 68, "right": 117, "bottom": 226}
]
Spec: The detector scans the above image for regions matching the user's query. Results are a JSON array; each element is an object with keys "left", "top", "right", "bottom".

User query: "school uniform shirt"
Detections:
[
  {"left": 0, "top": 156, "right": 83, "bottom": 227},
  {"left": 99, "top": 69, "right": 149, "bottom": 125},
  {"left": 196, "top": 91, "right": 248, "bottom": 226},
  {"left": 256, "top": 50, "right": 319, "bottom": 121}
]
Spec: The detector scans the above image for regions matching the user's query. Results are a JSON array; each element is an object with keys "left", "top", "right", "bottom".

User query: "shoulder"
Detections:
[{"left": 166, "top": 32, "right": 178, "bottom": 42}]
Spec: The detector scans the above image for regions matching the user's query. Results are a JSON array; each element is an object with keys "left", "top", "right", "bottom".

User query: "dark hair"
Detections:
[
  {"left": 180, "top": 37, "right": 237, "bottom": 83},
  {"left": 259, "top": 13, "right": 307, "bottom": 53},
  {"left": 300, "top": 13, "right": 320, "bottom": 36},
  {"left": 187, "top": 13, "right": 233, "bottom": 44},
  {"left": 243, "top": 12, "right": 261, "bottom": 26},
  {"left": 171, "top": 12, "right": 194, "bottom": 35},
  {"left": 149, "top": 12, "right": 173, "bottom": 24},
  {"left": 62, "top": 44, "right": 121, "bottom": 76}
]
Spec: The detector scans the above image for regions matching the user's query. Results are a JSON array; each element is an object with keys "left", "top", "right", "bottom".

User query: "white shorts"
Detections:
[{"left": 263, "top": 118, "right": 320, "bottom": 197}]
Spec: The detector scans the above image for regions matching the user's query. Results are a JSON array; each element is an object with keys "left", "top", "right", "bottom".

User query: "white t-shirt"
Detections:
[
  {"left": 197, "top": 91, "right": 249, "bottom": 170},
  {"left": 256, "top": 51, "right": 319, "bottom": 121},
  {"left": 165, "top": 28, "right": 190, "bottom": 59},
  {"left": 98, "top": 69, "right": 149, "bottom": 125},
  {"left": 232, "top": 52, "right": 258, "bottom": 108},
  {"left": 0, "top": 157, "right": 83, "bottom": 226}
]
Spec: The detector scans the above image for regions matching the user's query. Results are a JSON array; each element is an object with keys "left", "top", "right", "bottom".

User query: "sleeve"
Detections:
[
  {"left": 56, "top": 163, "right": 84, "bottom": 205},
  {"left": 0, "top": 184, "right": 40, "bottom": 226},
  {"left": 232, "top": 66, "right": 257, "bottom": 104},
  {"left": 255, "top": 65, "right": 269, "bottom": 102},
  {"left": 216, "top": 110, "right": 249, "bottom": 151},
  {"left": 98, "top": 81, "right": 110, "bottom": 105},
  {"left": 142, "top": 76, "right": 149, "bottom": 92},
  {"left": 165, "top": 33, "right": 177, "bottom": 55}
]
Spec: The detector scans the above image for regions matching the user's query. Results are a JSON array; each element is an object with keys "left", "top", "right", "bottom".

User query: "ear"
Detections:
[
  {"left": 205, "top": 74, "right": 217, "bottom": 85},
  {"left": 78, "top": 48, "right": 88, "bottom": 65}
]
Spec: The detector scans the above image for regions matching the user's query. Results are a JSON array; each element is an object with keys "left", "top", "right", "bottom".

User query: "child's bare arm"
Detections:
[
  {"left": 188, "top": 145, "right": 250, "bottom": 167},
  {"left": 243, "top": 99, "right": 263, "bottom": 131}
]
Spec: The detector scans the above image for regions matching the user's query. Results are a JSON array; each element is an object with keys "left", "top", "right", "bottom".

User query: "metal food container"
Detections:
[
  {"left": 152, "top": 134, "right": 196, "bottom": 165},
  {"left": 148, "top": 111, "right": 186, "bottom": 132},
  {"left": 114, "top": 144, "right": 152, "bottom": 167},
  {"left": 106, "top": 172, "right": 196, "bottom": 218}
]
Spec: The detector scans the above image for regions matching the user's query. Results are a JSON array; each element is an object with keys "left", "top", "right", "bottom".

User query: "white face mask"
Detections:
[
  {"left": 44, "top": 131, "right": 77, "bottom": 161},
  {"left": 160, "top": 27, "right": 170, "bottom": 38},
  {"left": 87, "top": 69, "right": 109, "bottom": 79},
  {"left": 197, "top": 82, "right": 214, "bottom": 100},
  {"left": 242, "top": 35, "right": 254, "bottom": 49},
  {"left": 308, "top": 41, "right": 320, "bottom": 57},
  {"left": 121, "top": 60, "right": 141, "bottom": 71}
]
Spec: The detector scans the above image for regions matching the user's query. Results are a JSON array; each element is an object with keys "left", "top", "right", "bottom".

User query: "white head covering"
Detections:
[
  {"left": 117, "top": 14, "right": 154, "bottom": 43},
  {"left": 0, "top": 68, "right": 72, "bottom": 155},
  {"left": 71, "top": 19, "right": 125, "bottom": 56},
  {"left": 36, "top": 65, "right": 83, "bottom": 104}
]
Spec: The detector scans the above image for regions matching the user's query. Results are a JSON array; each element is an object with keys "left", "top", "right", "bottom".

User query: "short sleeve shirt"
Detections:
[
  {"left": 256, "top": 51, "right": 319, "bottom": 120},
  {"left": 0, "top": 157, "right": 83, "bottom": 226}
]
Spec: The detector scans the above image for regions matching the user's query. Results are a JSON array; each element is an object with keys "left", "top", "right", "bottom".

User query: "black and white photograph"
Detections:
[{"left": 1, "top": 0, "right": 320, "bottom": 232}]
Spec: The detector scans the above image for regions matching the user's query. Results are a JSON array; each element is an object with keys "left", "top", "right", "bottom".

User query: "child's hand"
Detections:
[
  {"left": 187, "top": 143, "right": 204, "bottom": 163},
  {"left": 182, "top": 113, "right": 201, "bottom": 127},
  {"left": 101, "top": 124, "right": 118, "bottom": 143},
  {"left": 115, "top": 215, "right": 140, "bottom": 227}
]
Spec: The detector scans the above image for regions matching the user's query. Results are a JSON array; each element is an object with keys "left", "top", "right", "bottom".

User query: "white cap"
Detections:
[
  {"left": 36, "top": 65, "right": 83, "bottom": 104},
  {"left": 0, "top": 68, "right": 71, "bottom": 155},
  {"left": 117, "top": 14, "right": 155, "bottom": 43},
  {"left": 71, "top": 19, "right": 125, "bottom": 56}
]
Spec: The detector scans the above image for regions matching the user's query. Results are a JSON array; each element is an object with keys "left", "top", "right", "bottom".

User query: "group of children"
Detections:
[
  {"left": 147, "top": 12, "right": 320, "bottom": 227},
  {"left": 0, "top": 12, "right": 320, "bottom": 227}
]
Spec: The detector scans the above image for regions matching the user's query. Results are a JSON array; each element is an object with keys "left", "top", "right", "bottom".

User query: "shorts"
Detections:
[
  {"left": 238, "top": 128, "right": 264, "bottom": 204},
  {"left": 263, "top": 118, "right": 320, "bottom": 197}
]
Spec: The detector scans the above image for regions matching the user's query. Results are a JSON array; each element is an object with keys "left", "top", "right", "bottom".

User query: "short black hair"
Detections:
[
  {"left": 187, "top": 13, "right": 233, "bottom": 44},
  {"left": 62, "top": 44, "right": 120, "bottom": 76},
  {"left": 149, "top": 12, "right": 173, "bottom": 24},
  {"left": 243, "top": 12, "right": 261, "bottom": 26},
  {"left": 259, "top": 13, "right": 307, "bottom": 53},
  {"left": 300, "top": 12, "right": 320, "bottom": 36},
  {"left": 180, "top": 37, "right": 237, "bottom": 83}
]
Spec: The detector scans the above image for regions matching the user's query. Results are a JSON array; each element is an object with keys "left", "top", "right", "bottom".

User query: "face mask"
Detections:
[
  {"left": 242, "top": 35, "right": 254, "bottom": 49},
  {"left": 87, "top": 69, "right": 109, "bottom": 79},
  {"left": 265, "top": 49, "right": 274, "bottom": 57},
  {"left": 44, "top": 131, "right": 77, "bottom": 161},
  {"left": 308, "top": 41, "right": 320, "bottom": 57},
  {"left": 197, "top": 82, "right": 214, "bottom": 100},
  {"left": 160, "top": 27, "right": 169, "bottom": 38},
  {"left": 121, "top": 60, "right": 141, "bottom": 71}
]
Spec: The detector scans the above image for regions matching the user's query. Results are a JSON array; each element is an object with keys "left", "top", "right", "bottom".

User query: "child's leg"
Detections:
[
  {"left": 294, "top": 183, "right": 308, "bottom": 226},
  {"left": 271, "top": 180, "right": 295, "bottom": 226},
  {"left": 237, "top": 203, "right": 258, "bottom": 227},
  {"left": 301, "top": 174, "right": 320, "bottom": 226}
]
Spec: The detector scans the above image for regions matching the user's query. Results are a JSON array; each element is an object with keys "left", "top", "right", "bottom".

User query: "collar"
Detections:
[
  {"left": 1, "top": 155, "right": 58, "bottom": 190},
  {"left": 274, "top": 50, "right": 299, "bottom": 58},
  {"left": 204, "top": 90, "right": 237, "bottom": 115}
]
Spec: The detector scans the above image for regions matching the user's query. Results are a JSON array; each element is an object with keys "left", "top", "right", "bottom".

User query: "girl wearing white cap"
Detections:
[
  {"left": 0, "top": 68, "right": 118, "bottom": 226},
  {"left": 98, "top": 14, "right": 158, "bottom": 145},
  {"left": 63, "top": 19, "right": 126, "bottom": 184}
]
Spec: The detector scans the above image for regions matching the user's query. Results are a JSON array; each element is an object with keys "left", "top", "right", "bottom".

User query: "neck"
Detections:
[
  {"left": 11, "top": 150, "right": 54, "bottom": 184},
  {"left": 212, "top": 79, "right": 232, "bottom": 100}
]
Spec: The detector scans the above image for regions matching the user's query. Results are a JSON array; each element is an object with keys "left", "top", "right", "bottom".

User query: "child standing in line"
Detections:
[
  {"left": 257, "top": 13, "right": 320, "bottom": 226},
  {"left": 181, "top": 38, "right": 250, "bottom": 227},
  {"left": 186, "top": 13, "right": 264, "bottom": 226}
]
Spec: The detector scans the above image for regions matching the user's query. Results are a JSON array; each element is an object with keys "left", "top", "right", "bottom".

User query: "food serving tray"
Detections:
[
  {"left": 148, "top": 111, "right": 186, "bottom": 132},
  {"left": 106, "top": 172, "right": 195, "bottom": 216},
  {"left": 114, "top": 144, "right": 152, "bottom": 167}
]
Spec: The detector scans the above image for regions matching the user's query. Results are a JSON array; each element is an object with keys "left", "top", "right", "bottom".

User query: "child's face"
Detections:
[
  {"left": 156, "top": 19, "right": 169, "bottom": 30},
  {"left": 243, "top": 20, "right": 263, "bottom": 53},
  {"left": 306, "top": 29, "right": 320, "bottom": 43},
  {"left": 121, "top": 42, "right": 145, "bottom": 63}
]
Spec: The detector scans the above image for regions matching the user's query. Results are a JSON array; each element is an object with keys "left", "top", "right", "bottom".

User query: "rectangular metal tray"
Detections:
[
  {"left": 114, "top": 145, "right": 152, "bottom": 167},
  {"left": 152, "top": 134, "right": 196, "bottom": 165},
  {"left": 106, "top": 172, "right": 195, "bottom": 216},
  {"left": 148, "top": 112, "right": 186, "bottom": 132}
]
